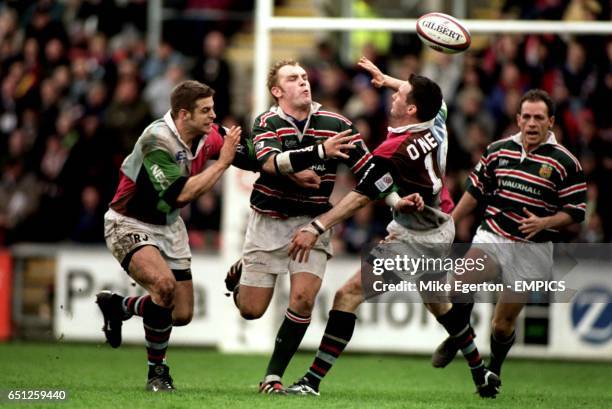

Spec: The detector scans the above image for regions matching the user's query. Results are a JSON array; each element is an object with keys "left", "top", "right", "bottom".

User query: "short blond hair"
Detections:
[{"left": 267, "top": 59, "right": 300, "bottom": 102}]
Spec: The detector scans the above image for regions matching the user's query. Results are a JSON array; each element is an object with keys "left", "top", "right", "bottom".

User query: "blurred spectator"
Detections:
[
  {"left": 561, "top": 40, "right": 595, "bottom": 99},
  {"left": 486, "top": 62, "right": 527, "bottom": 123},
  {"left": 71, "top": 185, "right": 104, "bottom": 243},
  {"left": 0, "top": 158, "right": 42, "bottom": 244},
  {"left": 0, "top": 8, "right": 23, "bottom": 56},
  {"left": 343, "top": 79, "right": 386, "bottom": 147},
  {"left": 192, "top": 31, "right": 231, "bottom": 121},
  {"left": 144, "top": 63, "right": 187, "bottom": 118},
  {"left": 42, "top": 37, "right": 68, "bottom": 78},
  {"left": 142, "top": 40, "right": 186, "bottom": 82},
  {"left": 87, "top": 32, "right": 117, "bottom": 88},
  {"left": 104, "top": 77, "right": 151, "bottom": 155},
  {"left": 312, "top": 64, "right": 352, "bottom": 112},
  {"left": 563, "top": 0, "right": 603, "bottom": 20},
  {"left": 82, "top": 81, "right": 108, "bottom": 117},
  {"left": 421, "top": 51, "right": 461, "bottom": 102},
  {"left": 449, "top": 86, "right": 495, "bottom": 152},
  {"left": 24, "top": 1, "right": 69, "bottom": 51}
]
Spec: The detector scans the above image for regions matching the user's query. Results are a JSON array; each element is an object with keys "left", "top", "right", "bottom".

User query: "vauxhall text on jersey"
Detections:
[{"left": 466, "top": 132, "right": 586, "bottom": 242}]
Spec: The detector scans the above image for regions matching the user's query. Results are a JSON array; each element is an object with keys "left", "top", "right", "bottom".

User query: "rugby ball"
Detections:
[{"left": 416, "top": 12, "right": 471, "bottom": 54}]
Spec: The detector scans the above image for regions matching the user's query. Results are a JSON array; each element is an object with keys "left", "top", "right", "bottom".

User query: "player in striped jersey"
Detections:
[
  {"left": 285, "top": 57, "right": 499, "bottom": 398},
  {"left": 432, "top": 89, "right": 586, "bottom": 390},
  {"left": 225, "top": 59, "right": 373, "bottom": 394}
]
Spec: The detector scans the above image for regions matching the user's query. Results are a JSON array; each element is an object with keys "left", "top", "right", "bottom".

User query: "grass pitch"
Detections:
[{"left": 1, "top": 342, "right": 610, "bottom": 409}]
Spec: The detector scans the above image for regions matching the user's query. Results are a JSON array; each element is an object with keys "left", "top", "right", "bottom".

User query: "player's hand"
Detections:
[
  {"left": 288, "top": 230, "right": 318, "bottom": 263},
  {"left": 322, "top": 129, "right": 356, "bottom": 160},
  {"left": 358, "top": 56, "right": 385, "bottom": 88},
  {"left": 519, "top": 207, "right": 550, "bottom": 240},
  {"left": 288, "top": 169, "right": 321, "bottom": 189},
  {"left": 218, "top": 126, "right": 241, "bottom": 167},
  {"left": 394, "top": 193, "right": 425, "bottom": 214}
]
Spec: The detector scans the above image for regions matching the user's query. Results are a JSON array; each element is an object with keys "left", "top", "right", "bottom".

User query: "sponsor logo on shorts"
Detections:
[{"left": 132, "top": 233, "right": 149, "bottom": 244}]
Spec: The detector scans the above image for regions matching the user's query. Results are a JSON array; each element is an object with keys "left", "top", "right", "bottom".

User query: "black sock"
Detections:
[
  {"left": 264, "top": 308, "right": 311, "bottom": 380},
  {"left": 436, "top": 303, "right": 473, "bottom": 335},
  {"left": 142, "top": 298, "right": 173, "bottom": 371},
  {"left": 304, "top": 310, "right": 356, "bottom": 390},
  {"left": 489, "top": 331, "right": 515, "bottom": 376},
  {"left": 437, "top": 303, "right": 486, "bottom": 385}
]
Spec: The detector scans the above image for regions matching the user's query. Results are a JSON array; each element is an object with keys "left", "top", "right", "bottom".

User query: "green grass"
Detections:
[{"left": 1, "top": 342, "right": 611, "bottom": 409}]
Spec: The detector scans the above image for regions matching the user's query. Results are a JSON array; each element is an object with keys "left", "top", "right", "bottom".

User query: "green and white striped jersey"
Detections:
[
  {"left": 250, "top": 103, "right": 372, "bottom": 219},
  {"left": 466, "top": 132, "right": 586, "bottom": 242}
]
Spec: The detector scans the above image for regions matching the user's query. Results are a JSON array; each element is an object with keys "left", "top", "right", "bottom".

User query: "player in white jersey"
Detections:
[{"left": 96, "top": 80, "right": 240, "bottom": 391}]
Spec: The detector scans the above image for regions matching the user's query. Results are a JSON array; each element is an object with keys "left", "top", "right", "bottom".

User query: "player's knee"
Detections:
[
  {"left": 239, "top": 309, "right": 264, "bottom": 320},
  {"left": 173, "top": 312, "right": 193, "bottom": 326},
  {"left": 290, "top": 291, "right": 315, "bottom": 315},
  {"left": 239, "top": 303, "right": 265, "bottom": 320},
  {"left": 491, "top": 316, "right": 515, "bottom": 338},
  {"left": 335, "top": 280, "right": 361, "bottom": 304},
  {"left": 154, "top": 277, "right": 176, "bottom": 307}
]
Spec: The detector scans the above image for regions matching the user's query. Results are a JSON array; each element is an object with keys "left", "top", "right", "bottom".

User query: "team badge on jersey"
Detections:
[
  {"left": 375, "top": 173, "right": 394, "bottom": 192},
  {"left": 175, "top": 150, "right": 187, "bottom": 162},
  {"left": 539, "top": 164, "right": 553, "bottom": 179}
]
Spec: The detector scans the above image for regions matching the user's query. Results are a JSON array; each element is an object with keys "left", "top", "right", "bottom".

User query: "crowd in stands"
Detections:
[{"left": 0, "top": 0, "right": 610, "bottom": 252}]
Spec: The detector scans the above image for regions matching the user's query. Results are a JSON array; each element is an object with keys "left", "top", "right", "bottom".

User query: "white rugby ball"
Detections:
[{"left": 416, "top": 12, "right": 471, "bottom": 54}]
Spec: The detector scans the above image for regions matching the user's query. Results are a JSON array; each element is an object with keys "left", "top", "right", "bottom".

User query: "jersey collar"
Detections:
[
  {"left": 163, "top": 110, "right": 206, "bottom": 158},
  {"left": 511, "top": 130, "right": 557, "bottom": 160},
  {"left": 272, "top": 102, "right": 322, "bottom": 120},
  {"left": 272, "top": 102, "right": 322, "bottom": 140},
  {"left": 387, "top": 117, "right": 435, "bottom": 135}
]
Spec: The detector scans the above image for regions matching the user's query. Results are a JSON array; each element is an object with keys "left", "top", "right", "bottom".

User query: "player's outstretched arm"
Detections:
[
  {"left": 260, "top": 129, "right": 356, "bottom": 175},
  {"left": 288, "top": 191, "right": 371, "bottom": 263},
  {"left": 358, "top": 56, "right": 405, "bottom": 91},
  {"left": 177, "top": 126, "right": 241, "bottom": 204}
]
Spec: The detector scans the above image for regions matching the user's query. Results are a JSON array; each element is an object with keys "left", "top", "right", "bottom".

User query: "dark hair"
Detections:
[
  {"left": 267, "top": 59, "right": 300, "bottom": 102},
  {"left": 406, "top": 74, "right": 443, "bottom": 122},
  {"left": 519, "top": 89, "right": 555, "bottom": 117},
  {"left": 170, "top": 80, "right": 214, "bottom": 118}
]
